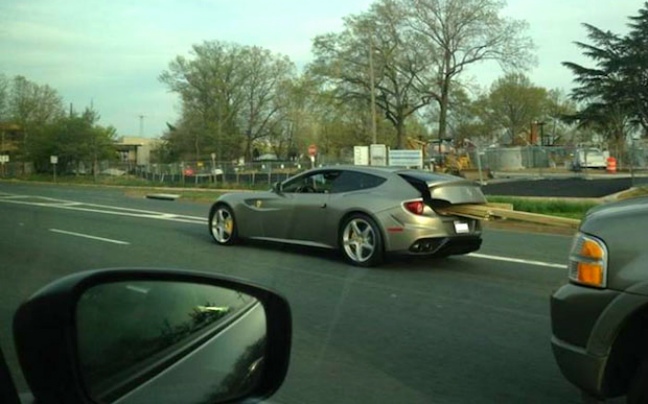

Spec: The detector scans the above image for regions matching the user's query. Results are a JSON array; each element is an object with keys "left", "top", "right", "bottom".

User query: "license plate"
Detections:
[{"left": 454, "top": 221, "right": 470, "bottom": 234}]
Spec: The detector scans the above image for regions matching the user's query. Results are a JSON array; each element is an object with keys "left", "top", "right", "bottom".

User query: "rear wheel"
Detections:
[
  {"left": 209, "top": 204, "right": 238, "bottom": 245},
  {"left": 340, "top": 214, "right": 383, "bottom": 267},
  {"left": 628, "top": 358, "right": 648, "bottom": 404}
]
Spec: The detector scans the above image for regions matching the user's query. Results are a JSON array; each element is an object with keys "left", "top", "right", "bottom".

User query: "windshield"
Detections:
[{"left": 1, "top": 1, "right": 647, "bottom": 404}]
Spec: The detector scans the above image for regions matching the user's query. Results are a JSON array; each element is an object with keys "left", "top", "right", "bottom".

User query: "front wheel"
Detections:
[
  {"left": 340, "top": 214, "right": 383, "bottom": 267},
  {"left": 209, "top": 204, "right": 239, "bottom": 245}
]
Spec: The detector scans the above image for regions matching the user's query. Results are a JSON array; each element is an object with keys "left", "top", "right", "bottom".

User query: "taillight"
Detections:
[
  {"left": 404, "top": 200, "right": 424, "bottom": 215},
  {"left": 568, "top": 233, "right": 608, "bottom": 288}
]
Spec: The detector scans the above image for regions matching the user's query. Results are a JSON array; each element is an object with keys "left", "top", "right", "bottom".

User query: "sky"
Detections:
[{"left": 0, "top": 0, "right": 644, "bottom": 138}]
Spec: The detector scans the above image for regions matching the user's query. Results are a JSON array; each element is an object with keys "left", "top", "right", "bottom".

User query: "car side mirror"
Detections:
[
  {"left": 14, "top": 269, "right": 291, "bottom": 404},
  {"left": 272, "top": 181, "right": 282, "bottom": 193}
]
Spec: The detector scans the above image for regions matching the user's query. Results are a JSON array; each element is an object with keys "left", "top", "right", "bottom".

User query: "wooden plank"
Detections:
[
  {"left": 438, "top": 204, "right": 580, "bottom": 230},
  {"left": 485, "top": 202, "right": 513, "bottom": 210}
]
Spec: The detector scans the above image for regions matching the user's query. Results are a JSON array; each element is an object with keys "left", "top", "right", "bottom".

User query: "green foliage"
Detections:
[
  {"left": 482, "top": 73, "right": 549, "bottom": 142},
  {"left": 563, "top": 2, "right": 648, "bottom": 142},
  {"left": 31, "top": 108, "right": 117, "bottom": 174},
  {"left": 487, "top": 196, "right": 599, "bottom": 219}
]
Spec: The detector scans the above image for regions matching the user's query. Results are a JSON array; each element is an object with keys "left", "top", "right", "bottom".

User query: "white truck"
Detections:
[{"left": 574, "top": 147, "right": 608, "bottom": 169}]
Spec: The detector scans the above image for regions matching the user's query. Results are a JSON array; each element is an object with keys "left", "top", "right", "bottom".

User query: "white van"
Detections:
[{"left": 576, "top": 148, "right": 607, "bottom": 169}]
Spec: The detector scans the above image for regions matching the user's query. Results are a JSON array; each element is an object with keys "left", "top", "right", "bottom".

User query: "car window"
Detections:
[
  {"left": 331, "top": 171, "right": 386, "bottom": 193},
  {"left": 282, "top": 171, "right": 341, "bottom": 193}
]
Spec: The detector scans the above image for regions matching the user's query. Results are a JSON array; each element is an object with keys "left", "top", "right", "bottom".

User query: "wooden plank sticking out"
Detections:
[{"left": 438, "top": 203, "right": 581, "bottom": 230}]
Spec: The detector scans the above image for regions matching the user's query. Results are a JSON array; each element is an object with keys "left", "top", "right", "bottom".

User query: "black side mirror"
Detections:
[
  {"left": 272, "top": 181, "right": 282, "bottom": 193},
  {"left": 14, "top": 269, "right": 291, "bottom": 404}
]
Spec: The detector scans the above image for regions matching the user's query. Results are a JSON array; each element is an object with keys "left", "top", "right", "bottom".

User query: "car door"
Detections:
[
  {"left": 285, "top": 170, "right": 341, "bottom": 246},
  {"left": 255, "top": 170, "right": 327, "bottom": 241},
  {"left": 254, "top": 190, "right": 295, "bottom": 241}
]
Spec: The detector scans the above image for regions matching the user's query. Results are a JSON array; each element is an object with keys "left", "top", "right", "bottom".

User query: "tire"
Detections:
[
  {"left": 628, "top": 359, "right": 648, "bottom": 404},
  {"left": 209, "top": 204, "right": 239, "bottom": 245},
  {"left": 339, "top": 213, "right": 383, "bottom": 267}
]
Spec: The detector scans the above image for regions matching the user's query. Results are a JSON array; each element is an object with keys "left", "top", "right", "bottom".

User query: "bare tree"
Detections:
[
  {"left": 160, "top": 41, "right": 294, "bottom": 161},
  {"left": 405, "top": 0, "right": 534, "bottom": 144},
  {"left": 311, "top": 0, "right": 437, "bottom": 148},
  {"left": 160, "top": 41, "right": 251, "bottom": 160},
  {"left": 239, "top": 47, "right": 295, "bottom": 160},
  {"left": 8, "top": 76, "right": 64, "bottom": 164}
]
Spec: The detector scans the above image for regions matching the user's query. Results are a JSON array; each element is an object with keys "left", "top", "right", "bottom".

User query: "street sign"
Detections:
[
  {"left": 354, "top": 146, "right": 370, "bottom": 166},
  {"left": 388, "top": 149, "right": 423, "bottom": 168},
  {"left": 50, "top": 155, "right": 58, "bottom": 165},
  {"left": 308, "top": 144, "right": 317, "bottom": 157},
  {"left": 197, "top": 161, "right": 204, "bottom": 167},
  {"left": 211, "top": 153, "right": 216, "bottom": 160},
  {"left": 0, "top": 155, "right": 8, "bottom": 163},
  {"left": 370, "top": 144, "right": 387, "bottom": 166}
]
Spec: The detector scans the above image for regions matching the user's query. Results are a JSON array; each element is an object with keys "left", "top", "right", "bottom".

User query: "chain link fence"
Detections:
[
  {"left": 4, "top": 144, "right": 648, "bottom": 188},
  {"left": 131, "top": 161, "right": 316, "bottom": 187}
]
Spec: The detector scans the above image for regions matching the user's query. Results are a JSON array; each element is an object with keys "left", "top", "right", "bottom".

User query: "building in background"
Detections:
[{"left": 114, "top": 136, "right": 161, "bottom": 167}]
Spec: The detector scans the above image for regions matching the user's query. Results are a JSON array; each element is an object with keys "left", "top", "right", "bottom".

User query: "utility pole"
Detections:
[
  {"left": 138, "top": 115, "right": 145, "bottom": 137},
  {"left": 368, "top": 37, "right": 378, "bottom": 145}
]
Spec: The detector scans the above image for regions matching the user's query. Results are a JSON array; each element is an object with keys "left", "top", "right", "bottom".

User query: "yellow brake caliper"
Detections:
[{"left": 224, "top": 218, "right": 233, "bottom": 233}]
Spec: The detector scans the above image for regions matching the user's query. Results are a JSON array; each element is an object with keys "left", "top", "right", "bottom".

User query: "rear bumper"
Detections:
[
  {"left": 391, "top": 236, "right": 482, "bottom": 256},
  {"left": 379, "top": 208, "right": 481, "bottom": 253}
]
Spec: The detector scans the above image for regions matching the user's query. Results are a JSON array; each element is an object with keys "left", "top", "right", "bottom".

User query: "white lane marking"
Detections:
[
  {"left": 0, "top": 195, "right": 206, "bottom": 224},
  {"left": 49, "top": 228, "right": 130, "bottom": 245},
  {"left": 467, "top": 253, "right": 567, "bottom": 269}
]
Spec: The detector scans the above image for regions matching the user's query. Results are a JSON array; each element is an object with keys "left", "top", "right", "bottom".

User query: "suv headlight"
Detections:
[{"left": 568, "top": 233, "right": 608, "bottom": 288}]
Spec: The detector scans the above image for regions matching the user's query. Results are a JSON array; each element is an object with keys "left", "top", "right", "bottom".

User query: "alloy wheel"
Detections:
[{"left": 342, "top": 218, "right": 376, "bottom": 263}]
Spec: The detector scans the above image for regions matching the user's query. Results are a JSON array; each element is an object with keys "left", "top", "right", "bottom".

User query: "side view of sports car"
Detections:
[{"left": 208, "top": 166, "right": 486, "bottom": 267}]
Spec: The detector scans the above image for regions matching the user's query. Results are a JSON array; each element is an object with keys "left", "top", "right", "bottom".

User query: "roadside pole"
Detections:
[
  {"left": 476, "top": 147, "right": 484, "bottom": 186},
  {"left": 211, "top": 153, "right": 216, "bottom": 185},
  {"left": 466, "top": 139, "right": 484, "bottom": 186},
  {"left": 50, "top": 155, "right": 58, "bottom": 183},
  {"left": 308, "top": 144, "right": 317, "bottom": 169},
  {"left": 0, "top": 155, "right": 8, "bottom": 178},
  {"left": 631, "top": 138, "right": 636, "bottom": 187}
]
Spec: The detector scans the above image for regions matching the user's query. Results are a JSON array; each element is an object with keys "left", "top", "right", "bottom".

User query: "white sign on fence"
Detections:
[
  {"left": 388, "top": 149, "right": 423, "bottom": 168},
  {"left": 370, "top": 144, "right": 387, "bottom": 166},
  {"left": 354, "top": 146, "right": 370, "bottom": 166}
]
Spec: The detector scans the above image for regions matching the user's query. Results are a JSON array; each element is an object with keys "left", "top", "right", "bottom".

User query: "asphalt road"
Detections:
[
  {"left": 483, "top": 177, "right": 635, "bottom": 198},
  {"left": 0, "top": 182, "right": 595, "bottom": 404}
]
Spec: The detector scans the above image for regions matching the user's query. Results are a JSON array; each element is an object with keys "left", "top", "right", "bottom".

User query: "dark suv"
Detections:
[{"left": 551, "top": 197, "right": 648, "bottom": 403}]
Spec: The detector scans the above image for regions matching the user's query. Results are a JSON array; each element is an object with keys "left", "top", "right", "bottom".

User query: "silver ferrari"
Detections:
[{"left": 208, "top": 166, "right": 486, "bottom": 267}]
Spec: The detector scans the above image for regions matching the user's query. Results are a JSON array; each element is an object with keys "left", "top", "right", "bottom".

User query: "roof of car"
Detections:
[{"left": 316, "top": 165, "right": 463, "bottom": 182}]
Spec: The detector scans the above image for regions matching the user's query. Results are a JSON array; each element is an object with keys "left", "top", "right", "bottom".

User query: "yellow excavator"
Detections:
[{"left": 405, "top": 137, "right": 472, "bottom": 174}]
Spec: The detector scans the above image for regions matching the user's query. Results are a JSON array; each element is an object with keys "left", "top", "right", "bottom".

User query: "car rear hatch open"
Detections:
[
  {"left": 397, "top": 170, "right": 580, "bottom": 229},
  {"left": 397, "top": 170, "right": 486, "bottom": 210}
]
